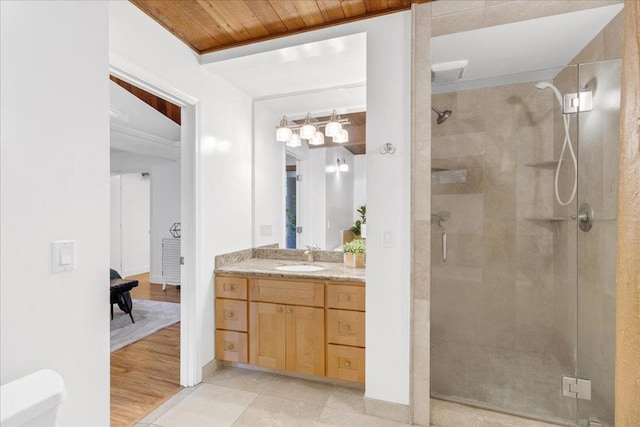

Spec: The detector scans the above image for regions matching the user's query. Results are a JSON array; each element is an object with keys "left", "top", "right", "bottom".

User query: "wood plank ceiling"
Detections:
[{"left": 130, "top": 0, "right": 432, "bottom": 54}]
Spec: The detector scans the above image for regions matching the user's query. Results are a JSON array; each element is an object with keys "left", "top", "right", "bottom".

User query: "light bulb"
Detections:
[
  {"left": 300, "top": 113, "right": 316, "bottom": 139},
  {"left": 309, "top": 131, "right": 325, "bottom": 146},
  {"left": 333, "top": 128, "right": 349, "bottom": 143},
  {"left": 276, "top": 116, "right": 292, "bottom": 142},
  {"left": 286, "top": 132, "right": 302, "bottom": 147},
  {"left": 325, "top": 109, "right": 342, "bottom": 137},
  {"left": 339, "top": 158, "right": 349, "bottom": 172}
]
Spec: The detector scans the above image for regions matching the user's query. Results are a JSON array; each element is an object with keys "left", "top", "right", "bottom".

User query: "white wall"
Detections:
[
  {"left": 253, "top": 103, "right": 284, "bottom": 248},
  {"left": 325, "top": 147, "right": 355, "bottom": 250},
  {"left": 111, "top": 175, "right": 123, "bottom": 272},
  {"left": 110, "top": 1, "right": 253, "bottom": 380},
  {"left": 150, "top": 161, "right": 181, "bottom": 283},
  {"left": 353, "top": 154, "right": 367, "bottom": 221},
  {"left": 242, "top": 15, "right": 411, "bottom": 405},
  {"left": 111, "top": 2, "right": 412, "bottom": 405},
  {"left": 120, "top": 173, "right": 150, "bottom": 276},
  {"left": 364, "top": 12, "right": 412, "bottom": 405},
  {"left": 0, "top": 1, "right": 110, "bottom": 425}
]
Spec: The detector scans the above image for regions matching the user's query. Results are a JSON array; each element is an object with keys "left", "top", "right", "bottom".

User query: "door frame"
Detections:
[{"left": 109, "top": 60, "right": 201, "bottom": 387}]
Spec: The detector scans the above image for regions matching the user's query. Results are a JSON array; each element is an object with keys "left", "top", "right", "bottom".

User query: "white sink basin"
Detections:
[{"left": 275, "top": 265, "right": 325, "bottom": 272}]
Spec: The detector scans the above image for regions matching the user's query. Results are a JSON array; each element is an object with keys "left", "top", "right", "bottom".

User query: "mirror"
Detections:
[
  {"left": 249, "top": 33, "right": 367, "bottom": 251},
  {"left": 254, "top": 104, "right": 367, "bottom": 251}
]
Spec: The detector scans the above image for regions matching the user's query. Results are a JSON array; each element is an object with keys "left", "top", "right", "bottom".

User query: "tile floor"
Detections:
[{"left": 135, "top": 367, "right": 408, "bottom": 427}]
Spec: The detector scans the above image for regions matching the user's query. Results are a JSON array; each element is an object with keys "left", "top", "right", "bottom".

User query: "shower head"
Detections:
[
  {"left": 535, "top": 81, "right": 563, "bottom": 108},
  {"left": 431, "top": 106, "right": 452, "bottom": 125}
]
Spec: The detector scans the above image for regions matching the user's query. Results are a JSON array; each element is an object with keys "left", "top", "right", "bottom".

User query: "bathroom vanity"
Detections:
[{"left": 214, "top": 249, "right": 366, "bottom": 383}]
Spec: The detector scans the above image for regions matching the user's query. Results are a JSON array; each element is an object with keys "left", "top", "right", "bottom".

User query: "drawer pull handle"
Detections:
[
  {"left": 343, "top": 295, "right": 351, "bottom": 301},
  {"left": 227, "top": 344, "right": 234, "bottom": 350},
  {"left": 287, "top": 308, "right": 293, "bottom": 314},
  {"left": 224, "top": 284, "right": 235, "bottom": 291},
  {"left": 277, "top": 307, "right": 283, "bottom": 313},
  {"left": 227, "top": 312, "right": 234, "bottom": 319},
  {"left": 344, "top": 325, "right": 351, "bottom": 331},
  {"left": 344, "top": 361, "right": 351, "bottom": 368}
]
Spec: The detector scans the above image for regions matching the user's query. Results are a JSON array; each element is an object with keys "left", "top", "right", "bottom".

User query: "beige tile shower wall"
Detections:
[
  {"left": 431, "top": 83, "right": 555, "bottom": 351},
  {"left": 430, "top": 82, "right": 576, "bottom": 421}
]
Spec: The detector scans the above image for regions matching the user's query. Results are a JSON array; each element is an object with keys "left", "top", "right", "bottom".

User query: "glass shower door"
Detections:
[{"left": 575, "top": 58, "right": 621, "bottom": 427}]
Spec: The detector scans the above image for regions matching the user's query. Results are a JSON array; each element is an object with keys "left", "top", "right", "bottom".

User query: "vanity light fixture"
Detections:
[
  {"left": 324, "top": 110, "right": 343, "bottom": 137},
  {"left": 287, "top": 132, "right": 302, "bottom": 147},
  {"left": 310, "top": 131, "right": 325, "bottom": 146},
  {"left": 275, "top": 110, "right": 349, "bottom": 146},
  {"left": 333, "top": 128, "right": 349, "bottom": 143},
  {"left": 276, "top": 116, "right": 293, "bottom": 142},
  {"left": 300, "top": 113, "right": 316, "bottom": 140}
]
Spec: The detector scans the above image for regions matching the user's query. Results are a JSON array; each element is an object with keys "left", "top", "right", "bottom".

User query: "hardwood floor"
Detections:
[
  {"left": 111, "top": 273, "right": 181, "bottom": 426},
  {"left": 128, "top": 272, "right": 180, "bottom": 304}
]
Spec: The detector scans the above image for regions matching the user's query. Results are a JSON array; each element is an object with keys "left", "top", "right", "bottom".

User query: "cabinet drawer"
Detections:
[
  {"left": 215, "top": 299, "right": 247, "bottom": 331},
  {"left": 326, "top": 285, "right": 365, "bottom": 311},
  {"left": 327, "top": 344, "right": 365, "bottom": 383},
  {"left": 327, "top": 309, "right": 365, "bottom": 347},
  {"left": 216, "top": 330, "right": 247, "bottom": 363},
  {"left": 215, "top": 276, "right": 247, "bottom": 300},
  {"left": 250, "top": 278, "right": 324, "bottom": 307}
]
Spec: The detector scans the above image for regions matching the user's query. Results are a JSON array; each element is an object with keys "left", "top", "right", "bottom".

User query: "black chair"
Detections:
[{"left": 110, "top": 269, "right": 138, "bottom": 324}]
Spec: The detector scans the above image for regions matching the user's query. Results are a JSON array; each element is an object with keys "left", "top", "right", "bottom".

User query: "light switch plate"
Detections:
[
  {"left": 382, "top": 229, "right": 394, "bottom": 248},
  {"left": 53, "top": 240, "right": 75, "bottom": 273}
]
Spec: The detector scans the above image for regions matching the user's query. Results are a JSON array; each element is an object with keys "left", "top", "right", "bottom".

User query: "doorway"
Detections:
[{"left": 110, "top": 64, "right": 202, "bottom": 423}]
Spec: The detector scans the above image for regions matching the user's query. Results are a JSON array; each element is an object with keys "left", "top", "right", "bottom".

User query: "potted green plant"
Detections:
[
  {"left": 350, "top": 205, "right": 366, "bottom": 238},
  {"left": 343, "top": 238, "right": 366, "bottom": 268}
]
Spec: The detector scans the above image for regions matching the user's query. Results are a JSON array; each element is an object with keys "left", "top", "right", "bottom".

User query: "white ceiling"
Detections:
[
  {"left": 202, "top": 32, "right": 367, "bottom": 106},
  {"left": 110, "top": 81, "right": 181, "bottom": 174},
  {"left": 431, "top": 3, "right": 624, "bottom": 94},
  {"left": 201, "top": 3, "right": 622, "bottom": 117}
]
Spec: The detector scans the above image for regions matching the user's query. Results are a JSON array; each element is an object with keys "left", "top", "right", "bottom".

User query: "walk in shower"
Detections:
[{"left": 430, "top": 5, "right": 623, "bottom": 427}]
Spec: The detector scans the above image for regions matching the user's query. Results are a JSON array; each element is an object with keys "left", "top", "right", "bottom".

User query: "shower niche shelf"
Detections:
[
  {"left": 524, "top": 216, "right": 571, "bottom": 221},
  {"left": 524, "top": 161, "right": 559, "bottom": 169}
]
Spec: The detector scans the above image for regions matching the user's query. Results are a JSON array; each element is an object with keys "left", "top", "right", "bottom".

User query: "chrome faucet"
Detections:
[{"left": 304, "top": 243, "right": 319, "bottom": 262}]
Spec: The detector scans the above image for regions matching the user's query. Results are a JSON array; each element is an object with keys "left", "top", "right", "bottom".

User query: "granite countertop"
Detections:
[{"left": 215, "top": 258, "right": 365, "bottom": 283}]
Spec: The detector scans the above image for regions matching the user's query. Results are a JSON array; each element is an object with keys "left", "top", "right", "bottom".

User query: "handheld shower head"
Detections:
[
  {"left": 431, "top": 106, "right": 452, "bottom": 125},
  {"left": 535, "top": 81, "right": 564, "bottom": 108}
]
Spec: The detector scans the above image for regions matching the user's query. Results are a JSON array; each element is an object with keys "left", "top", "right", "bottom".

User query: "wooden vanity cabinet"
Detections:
[
  {"left": 249, "top": 301, "right": 325, "bottom": 376},
  {"left": 215, "top": 274, "right": 364, "bottom": 383},
  {"left": 249, "top": 278, "right": 325, "bottom": 376},
  {"left": 326, "top": 283, "right": 366, "bottom": 383},
  {"left": 214, "top": 275, "right": 248, "bottom": 363}
]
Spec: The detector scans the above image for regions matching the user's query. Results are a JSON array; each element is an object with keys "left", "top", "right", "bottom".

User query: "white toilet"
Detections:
[{"left": 0, "top": 369, "right": 66, "bottom": 427}]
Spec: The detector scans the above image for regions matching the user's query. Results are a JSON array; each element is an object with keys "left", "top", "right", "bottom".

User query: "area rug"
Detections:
[{"left": 110, "top": 299, "right": 180, "bottom": 352}]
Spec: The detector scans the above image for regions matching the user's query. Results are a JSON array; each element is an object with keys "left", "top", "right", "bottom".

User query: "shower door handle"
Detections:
[{"left": 442, "top": 230, "right": 447, "bottom": 262}]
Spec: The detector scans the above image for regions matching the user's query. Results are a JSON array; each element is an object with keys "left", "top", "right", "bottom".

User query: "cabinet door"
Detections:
[
  {"left": 285, "top": 306, "right": 325, "bottom": 376},
  {"left": 249, "top": 302, "right": 286, "bottom": 370}
]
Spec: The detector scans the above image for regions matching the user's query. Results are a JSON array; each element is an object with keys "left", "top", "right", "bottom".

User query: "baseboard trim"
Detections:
[
  {"left": 122, "top": 266, "right": 150, "bottom": 277},
  {"left": 201, "top": 358, "right": 221, "bottom": 381},
  {"left": 150, "top": 274, "right": 164, "bottom": 284},
  {"left": 364, "top": 396, "right": 410, "bottom": 424}
]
